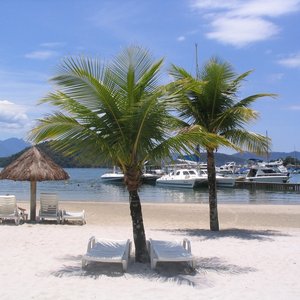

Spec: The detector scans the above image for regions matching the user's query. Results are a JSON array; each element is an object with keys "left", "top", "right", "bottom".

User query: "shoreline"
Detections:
[{"left": 18, "top": 201, "right": 300, "bottom": 229}]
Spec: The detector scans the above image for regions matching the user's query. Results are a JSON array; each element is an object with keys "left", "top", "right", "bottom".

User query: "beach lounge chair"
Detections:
[
  {"left": 82, "top": 237, "right": 132, "bottom": 272},
  {"left": 147, "top": 238, "right": 195, "bottom": 269},
  {"left": 61, "top": 209, "right": 86, "bottom": 225},
  {"left": 38, "top": 193, "right": 61, "bottom": 223},
  {"left": 0, "top": 195, "right": 24, "bottom": 225}
]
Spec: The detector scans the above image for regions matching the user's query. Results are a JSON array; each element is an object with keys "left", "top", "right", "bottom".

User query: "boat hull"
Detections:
[
  {"left": 245, "top": 176, "right": 288, "bottom": 184},
  {"left": 100, "top": 173, "right": 124, "bottom": 182},
  {"left": 156, "top": 178, "right": 207, "bottom": 188},
  {"left": 216, "top": 177, "right": 236, "bottom": 187}
]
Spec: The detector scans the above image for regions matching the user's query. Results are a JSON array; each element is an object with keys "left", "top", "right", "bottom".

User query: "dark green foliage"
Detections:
[{"left": 0, "top": 142, "right": 107, "bottom": 168}]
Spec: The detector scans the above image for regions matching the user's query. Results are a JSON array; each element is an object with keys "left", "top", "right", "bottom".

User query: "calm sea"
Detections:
[{"left": 0, "top": 168, "right": 300, "bottom": 205}]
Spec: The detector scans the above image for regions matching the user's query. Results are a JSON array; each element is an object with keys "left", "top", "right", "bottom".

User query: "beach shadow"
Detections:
[
  {"left": 0, "top": 220, "right": 25, "bottom": 226},
  {"left": 197, "top": 256, "right": 256, "bottom": 274},
  {"left": 51, "top": 257, "right": 252, "bottom": 287},
  {"left": 51, "top": 255, "right": 201, "bottom": 286},
  {"left": 52, "top": 261, "right": 126, "bottom": 278},
  {"left": 157, "top": 228, "right": 290, "bottom": 241},
  {"left": 50, "top": 249, "right": 257, "bottom": 287}
]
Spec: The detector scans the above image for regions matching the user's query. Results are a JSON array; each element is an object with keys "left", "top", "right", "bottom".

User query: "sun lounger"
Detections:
[
  {"left": 38, "top": 193, "right": 61, "bottom": 223},
  {"left": 0, "top": 195, "right": 24, "bottom": 225},
  {"left": 61, "top": 209, "right": 86, "bottom": 225},
  {"left": 147, "top": 238, "right": 195, "bottom": 269},
  {"left": 82, "top": 237, "right": 132, "bottom": 272}
]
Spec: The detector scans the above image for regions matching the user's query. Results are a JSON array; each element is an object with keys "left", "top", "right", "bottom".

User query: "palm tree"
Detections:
[
  {"left": 29, "top": 47, "right": 227, "bottom": 261},
  {"left": 169, "top": 57, "right": 276, "bottom": 231}
]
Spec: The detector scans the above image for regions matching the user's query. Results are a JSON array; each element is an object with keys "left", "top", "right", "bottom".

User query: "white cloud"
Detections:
[
  {"left": 189, "top": 0, "right": 300, "bottom": 47},
  {"left": 288, "top": 105, "right": 300, "bottom": 110},
  {"left": 190, "top": 0, "right": 239, "bottom": 10},
  {"left": 25, "top": 50, "right": 58, "bottom": 60},
  {"left": 177, "top": 36, "right": 186, "bottom": 42},
  {"left": 234, "top": 0, "right": 300, "bottom": 17},
  {"left": 278, "top": 53, "right": 300, "bottom": 68},
  {"left": 207, "top": 16, "right": 279, "bottom": 47},
  {"left": 267, "top": 72, "right": 284, "bottom": 83},
  {"left": 0, "top": 100, "right": 29, "bottom": 129},
  {"left": 40, "top": 42, "right": 65, "bottom": 48}
]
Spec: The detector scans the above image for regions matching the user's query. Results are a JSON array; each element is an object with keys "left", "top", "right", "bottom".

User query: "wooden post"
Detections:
[{"left": 30, "top": 180, "right": 37, "bottom": 222}]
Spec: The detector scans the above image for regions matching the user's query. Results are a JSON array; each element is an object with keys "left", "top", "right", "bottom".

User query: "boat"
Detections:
[
  {"left": 244, "top": 165, "right": 289, "bottom": 183},
  {"left": 101, "top": 167, "right": 162, "bottom": 184},
  {"left": 217, "top": 161, "right": 240, "bottom": 175},
  {"left": 216, "top": 174, "right": 236, "bottom": 187},
  {"left": 258, "top": 159, "right": 289, "bottom": 175},
  {"left": 100, "top": 167, "right": 124, "bottom": 182},
  {"left": 156, "top": 168, "right": 207, "bottom": 188},
  {"left": 199, "top": 169, "right": 236, "bottom": 187}
]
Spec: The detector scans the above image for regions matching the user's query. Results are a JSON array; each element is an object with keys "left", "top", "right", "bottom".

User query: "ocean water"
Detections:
[{"left": 0, "top": 168, "right": 300, "bottom": 205}]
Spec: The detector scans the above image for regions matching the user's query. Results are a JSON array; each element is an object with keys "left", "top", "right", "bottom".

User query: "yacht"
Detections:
[
  {"left": 156, "top": 168, "right": 207, "bottom": 188},
  {"left": 259, "top": 159, "right": 289, "bottom": 175},
  {"left": 217, "top": 161, "right": 240, "bottom": 175},
  {"left": 101, "top": 167, "right": 162, "bottom": 184},
  {"left": 101, "top": 167, "right": 124, "bottom": 182},
  {"left": 245, "top": 165, "right": 289, "bottom": 183},
  {"left": 199, "top": 169, "right": 236, "bottom": 187}
]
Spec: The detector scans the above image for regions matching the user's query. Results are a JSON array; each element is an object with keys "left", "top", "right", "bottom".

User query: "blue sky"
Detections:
[{"left": 0, "top": 0, "right": 299, "bottom": 154}]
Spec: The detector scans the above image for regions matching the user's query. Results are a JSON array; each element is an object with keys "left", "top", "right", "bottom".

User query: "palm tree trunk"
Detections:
[
  {"left": 207, "top": 149, "right": 219, "bottom": 231},
  {"left": 129, "top": 190, "right": 149, "bottom": 262}
]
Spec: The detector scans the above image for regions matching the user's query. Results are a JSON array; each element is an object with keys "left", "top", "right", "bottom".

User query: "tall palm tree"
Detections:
[
  {"left": 29, "top": 47, "right": 227, "bottom": 261},
  {"left": 169, "top": 57, "right": 276, "bottom": 231}
]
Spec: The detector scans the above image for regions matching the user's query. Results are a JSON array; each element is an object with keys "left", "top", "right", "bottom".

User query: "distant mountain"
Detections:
[
  {"left": 182, "top": 152, "right": 247, "bottom": 166},
  {"left": 181, "top": 151, "right": 300, "bottom": 167},
  {"left": 0, "top": 141, "right": 106, "bottom": 168},
  {"left": 0, "top": 138, "right": 30, "bottom": 157},
  {"left": 1, "top": 137, "right": 299, "bottom": 167},
  {"left": 232, "top": 151, "right": 300, "bottom": 161}
]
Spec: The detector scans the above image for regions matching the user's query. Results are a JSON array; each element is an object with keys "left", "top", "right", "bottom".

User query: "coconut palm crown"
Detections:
[
  {"left": 169, "top": 57, "right": 276, "bottom": 231},
  {"left": 29, "top": 47, "right": 228, "bottom": 261}
]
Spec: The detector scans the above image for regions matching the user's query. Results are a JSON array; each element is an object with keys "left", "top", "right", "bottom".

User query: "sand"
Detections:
[{"left": 1, "top": 202, "right": 300, "bottom": 299}]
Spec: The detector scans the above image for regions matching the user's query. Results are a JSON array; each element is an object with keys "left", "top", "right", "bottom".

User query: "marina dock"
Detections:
[{"left": 235, "top": 180, "right": 300, "bottom": 192}]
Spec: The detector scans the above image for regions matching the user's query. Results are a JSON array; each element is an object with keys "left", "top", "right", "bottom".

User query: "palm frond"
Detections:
[
  {"left": 224, "top": 129, "right": 270, "bottom": 155},
  {"left": 234, "top": 93, "right": 277, "bottom": 108}
]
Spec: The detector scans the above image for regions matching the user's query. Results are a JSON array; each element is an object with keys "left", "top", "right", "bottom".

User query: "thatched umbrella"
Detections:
[{"left": 0, "top": 146, "right": 69, "bottom": 221}]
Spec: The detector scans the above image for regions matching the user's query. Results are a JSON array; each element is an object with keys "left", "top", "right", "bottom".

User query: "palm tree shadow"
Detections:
[
  {"left": 50, "top": 253, "right": 256, "bottom": 287},
  {"left": 197, "top": 256, "right": 256, "bottom": 274},
  {"left": 51, "top": 253, "right": 201, "bottom": 284},
  {"left": 157, "top": 228, "right": 291, "bottom": 241}
]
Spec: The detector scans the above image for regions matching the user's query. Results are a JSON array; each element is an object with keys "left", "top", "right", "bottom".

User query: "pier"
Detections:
[{"left": 235, "top": 180, "right": 300, "bottom": 192}]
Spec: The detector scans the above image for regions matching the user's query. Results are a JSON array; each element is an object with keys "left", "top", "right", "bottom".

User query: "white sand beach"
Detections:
[{"left": 1, "top": 202, "right": 300, "bottom": 300}]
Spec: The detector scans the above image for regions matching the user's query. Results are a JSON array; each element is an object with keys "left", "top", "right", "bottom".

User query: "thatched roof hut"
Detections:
[
  {"left": 0, "top": 146, "right": 69, "bottom": 221},
  {"left": 0, "top": 146, "right": 69, "bottom": 181}
]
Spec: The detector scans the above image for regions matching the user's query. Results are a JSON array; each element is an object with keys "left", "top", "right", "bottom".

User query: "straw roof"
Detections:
[{"left": 0, "top": 146, "right": 69, "bottom": 181}]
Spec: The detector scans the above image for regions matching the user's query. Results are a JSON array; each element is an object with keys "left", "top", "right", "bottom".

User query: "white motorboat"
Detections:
[
  {"left": 199, "top": 169, "right": 236, "bottom": 187},
  {"left": 259, "top": 159, "right": 289, "bottom": 175},
  {"left": 101, "top": 167, "right": 162, "bottom": 184},
  {"left": 216, "top": 174, "right": 236, "bottom": 187},
  {"left": 156, "top": 168, "right": 207, "bottom": 188},
  {"left": 245, "top": 165, "right": 289, "bottom": 183},
  {"left": 101, "top": 167, "right": 124, "bottom": 182},
  {"left": 141, "top": 172, "right": 163, "bottom": 184},
  {"left": 217, "top": 161, "right": 240, "bottom": 175}
]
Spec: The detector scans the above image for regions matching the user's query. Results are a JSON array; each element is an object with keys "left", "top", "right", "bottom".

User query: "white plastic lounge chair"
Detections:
[
  {"left": 61, "top": 209, "right": 86, "bottom": 225},
  {"left": 147, "top": 238, "right": 195, "bottom": 269},
  {"left": 0, "top": 195, "right": 24, "bottom": 225},
  {"left": 38, "top": 193, "right": 61, "bottom": 223},
  {"left": 82, "top": 237, "right": 132, "bottom": 272}
]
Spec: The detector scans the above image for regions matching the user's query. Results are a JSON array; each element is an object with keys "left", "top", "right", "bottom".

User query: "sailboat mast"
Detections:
[
  {"left": 195, "top": 43, "right": 200, "bottom": 163},
  {"left": 195, "top": 43, "right": 200, "bottom": 80},
  {"left": 266, "top": 130, "right": 270, "bottom": 162}
]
